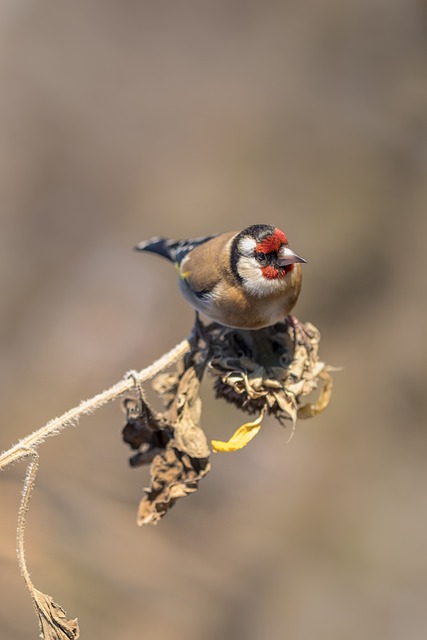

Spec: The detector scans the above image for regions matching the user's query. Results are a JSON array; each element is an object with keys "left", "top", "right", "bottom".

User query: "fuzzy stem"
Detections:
[
  {"left": 0, "top": 338, "right": 190, "bottom": 472},
  {"left": 16, "top": 451, "right": 39, "bottom": 592}
]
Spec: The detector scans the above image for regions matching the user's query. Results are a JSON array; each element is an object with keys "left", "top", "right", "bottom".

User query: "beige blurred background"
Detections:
[{"left": 1, "top": 1, "right": 426, "bottom": 639}]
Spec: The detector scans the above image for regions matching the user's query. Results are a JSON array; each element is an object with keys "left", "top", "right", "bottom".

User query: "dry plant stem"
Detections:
[
  {"left": 16, "top": 450, "right": 39, "bottom": 591},
  {"left": 17, "top": 448, "right": 80, "bottom": 639},
  {"left": 0, "top": 338, "right": 190, "bottom": 472}
]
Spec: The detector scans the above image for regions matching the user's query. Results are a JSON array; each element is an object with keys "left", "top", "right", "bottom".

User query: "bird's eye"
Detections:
[{"left": 256, "top": 252, "right": 268, "bottom": 264}]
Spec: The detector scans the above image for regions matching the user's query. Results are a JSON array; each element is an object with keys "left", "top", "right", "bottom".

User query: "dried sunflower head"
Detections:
[
  {"left": 122, "top": 316, "right": 334, "bottom": 523},
  {"left": 207, "top": 320, "right": 332, "bottom": 425}
]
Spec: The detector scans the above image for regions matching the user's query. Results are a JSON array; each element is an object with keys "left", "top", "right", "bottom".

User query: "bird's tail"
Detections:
[
  {"left": 135, "top": 234, "right": 218, "bottom": 264},
  {"left": 135, "top": 237, "right": 178, "bottom": 262}
]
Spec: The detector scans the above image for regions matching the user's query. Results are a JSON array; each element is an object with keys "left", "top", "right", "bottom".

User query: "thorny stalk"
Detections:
[
  {"left": 16, "top": 450, "right": 39, "bottom": 592},
  {"left": 0, "top": 338, "right": 190, "bottom": 472}
]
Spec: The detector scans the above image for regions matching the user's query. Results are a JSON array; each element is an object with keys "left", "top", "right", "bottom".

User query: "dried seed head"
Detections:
[
  {"left": 122, "top": 316, "right": 334, "bottom": 524},
  {"left": 207, "top": 320, "right": 330, "bottom": 425}
]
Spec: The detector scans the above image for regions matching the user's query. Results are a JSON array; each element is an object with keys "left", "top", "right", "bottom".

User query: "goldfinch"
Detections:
[{"left": 136, "top": 224, "right": 306, "bottom": 330}]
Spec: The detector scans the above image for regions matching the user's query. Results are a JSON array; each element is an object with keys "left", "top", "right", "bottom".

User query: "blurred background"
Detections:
[{"left": 1, "top": 1, "right": 426, "bottom": 638}]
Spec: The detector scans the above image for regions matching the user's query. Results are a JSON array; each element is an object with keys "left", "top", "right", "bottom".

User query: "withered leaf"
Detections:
[
  {"left": 32, "top": 588, "right": 79, "bottom": 639},
  {"left": 137, "top": 442, "right": 210, "bottom": 525},
  {"left": 137, "top": 365, "right": 211, "bottom": 525},
  {"left": 122, "top": 397, "right": 172, "bottom": 467},
  {"left": 211, "top": 412, "right": 264, "bottom": 452},
  {"left": 171, "top": 367, "right": 210, "bottom": 459}
]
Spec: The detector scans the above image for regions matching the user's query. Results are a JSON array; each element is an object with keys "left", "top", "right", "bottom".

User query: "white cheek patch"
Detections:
[
  {"left": 237, "top": 256, "right": 288, "bottom": 297},
  {"left": 238, "top": 236, "right": 257, "bottom": 256}
]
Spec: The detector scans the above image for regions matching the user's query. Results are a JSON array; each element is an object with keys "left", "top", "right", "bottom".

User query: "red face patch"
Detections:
[
  {"left": 256, "top": 228, "right": 288, "bottom": 254},
  {"left": 261, "top": 264, "right": 293, "bottom": 280}
]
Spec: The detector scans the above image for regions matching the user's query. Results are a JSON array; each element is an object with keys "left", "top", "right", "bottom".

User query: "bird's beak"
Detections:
[{"left": 277, "top": 246, "right": 307, "bottom": 267}]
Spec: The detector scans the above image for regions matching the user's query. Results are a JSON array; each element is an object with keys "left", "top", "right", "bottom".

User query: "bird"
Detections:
[{"left": 136, "top": 224, "right": 306, "bottom": 330}]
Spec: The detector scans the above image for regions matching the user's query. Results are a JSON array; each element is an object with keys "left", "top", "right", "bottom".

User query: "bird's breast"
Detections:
[{"left": 178, "top": 263, "right": 302, "bottom": 330}]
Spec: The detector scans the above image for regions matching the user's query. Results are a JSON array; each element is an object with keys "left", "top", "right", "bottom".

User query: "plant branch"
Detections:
[
  {"left": 0, "top": 338, "right": 190, "bottom": 472},
  {"left": 16, "top": 450, "right": 39, "bottom": 591}
]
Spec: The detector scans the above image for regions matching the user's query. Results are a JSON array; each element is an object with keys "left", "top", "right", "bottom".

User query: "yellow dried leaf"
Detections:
[{"left": 211, "top": 413, "right": 264, "bottom": 453}]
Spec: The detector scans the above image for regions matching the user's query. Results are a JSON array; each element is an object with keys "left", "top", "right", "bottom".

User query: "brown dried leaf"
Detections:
[
  {"left": 151, "top": 371, "right": 180, "bottom": 408},
  {"left": 172, "top": 367, "right": 210, "bottom": 459},
  {"left": 137, "top": 365, "right": 211, "bottom": 525},
  {"left": 32, "top": 588, "right": 79, "bottom": 639},
  {"left": 121, "top": 397, "right": 172, "bottom": 467},
  {"left": 137, "top": 442, "right": 210, "bottom": 525}
]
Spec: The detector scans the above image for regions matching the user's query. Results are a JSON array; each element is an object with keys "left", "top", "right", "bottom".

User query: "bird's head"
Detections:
[{"left": 231, "top": 224, "right": 306, "bottom": 296}]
